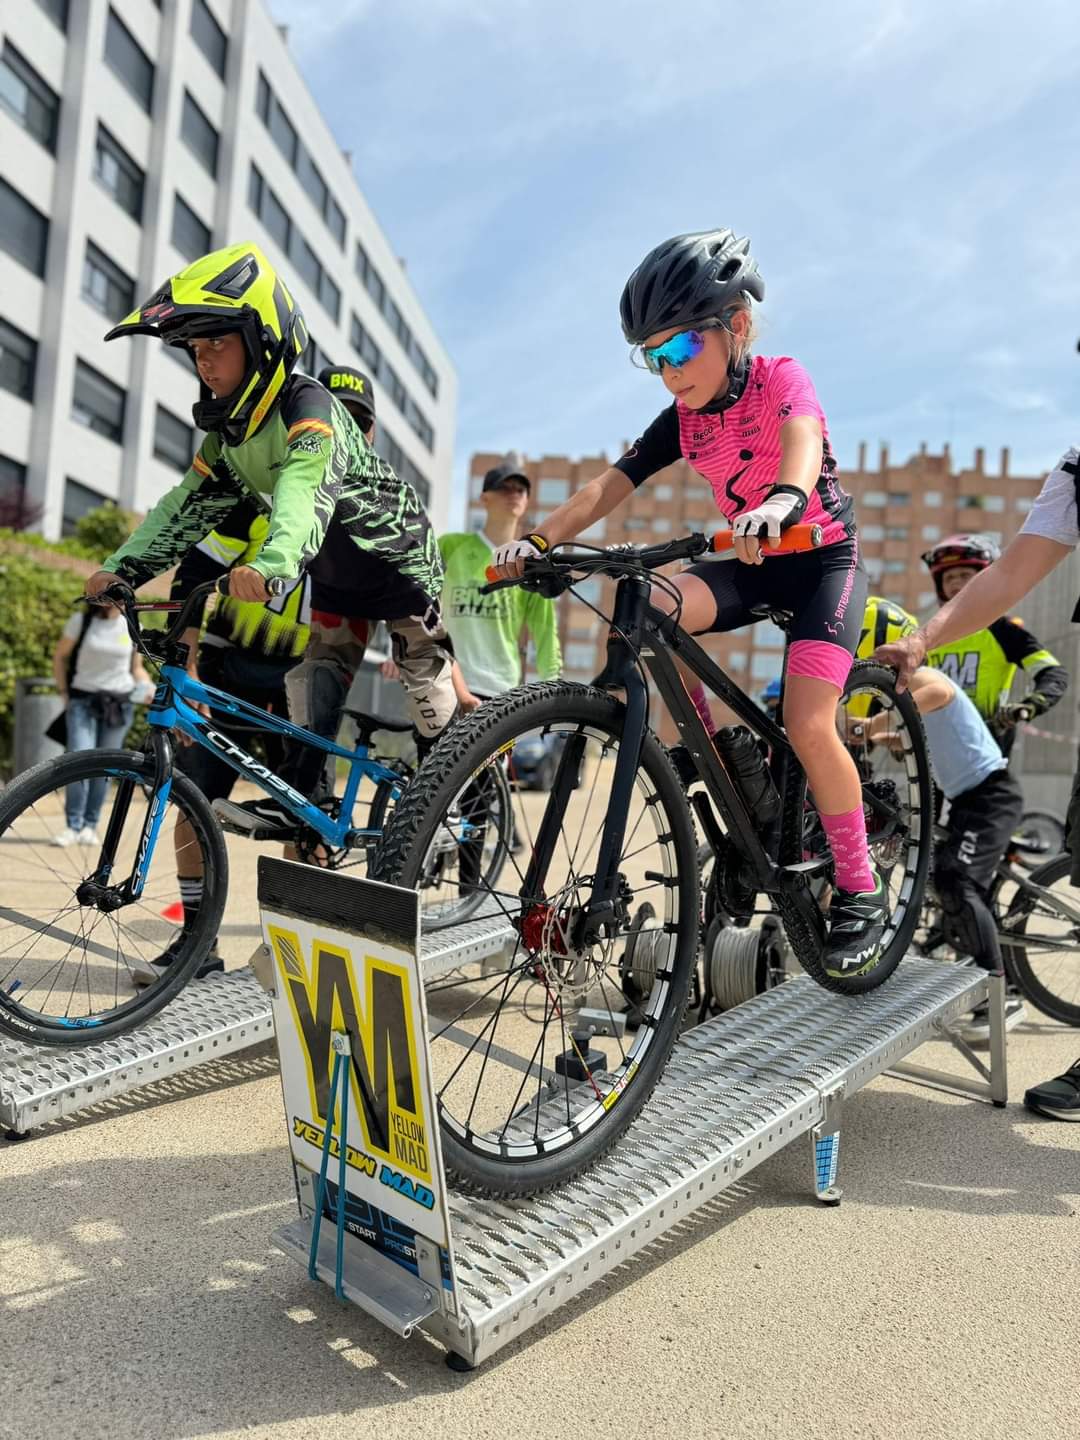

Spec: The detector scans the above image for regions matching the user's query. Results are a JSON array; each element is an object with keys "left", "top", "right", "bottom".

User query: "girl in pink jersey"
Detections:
[{"left": 494, "top": 229, "right": 886, "bottom": 976}]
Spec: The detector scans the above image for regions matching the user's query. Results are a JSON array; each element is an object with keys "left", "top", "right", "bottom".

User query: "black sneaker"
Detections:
[
  {"left": 132, "top": 934, "right": 223, "bottom": 989},
  {"left": 213, "top": 795, "right": 300, "bottom": 837},
  {"left": 1024, "top": 1058, "right": 1080, "bottom": 1120},
  {"left": 824, "top": 870, "right": 890, "bottom": 978}
]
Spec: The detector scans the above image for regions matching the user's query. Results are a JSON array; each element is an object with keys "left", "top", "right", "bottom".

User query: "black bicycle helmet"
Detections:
[{"left": 619, "top": 229, "right": 765, "bottom": 345}]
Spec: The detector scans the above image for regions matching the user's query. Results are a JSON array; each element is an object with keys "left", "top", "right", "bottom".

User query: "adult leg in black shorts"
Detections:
[{"left": 934, "top": 768, "right": 1022, "bottom": 972}]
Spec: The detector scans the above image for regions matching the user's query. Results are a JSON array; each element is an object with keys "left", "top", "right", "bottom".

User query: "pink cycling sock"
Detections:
[
  {"left": 820, "top": 804, "right": 876, "bottom": 894},
  {"left": 687, "top": 682, "right": 715, "bottom": 735}
]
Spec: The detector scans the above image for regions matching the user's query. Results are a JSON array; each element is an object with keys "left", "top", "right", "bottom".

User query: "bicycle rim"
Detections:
[
  {"left": 1002, "top": 852, "right": 1080, "bottom": 1025},
  {"left": 0, "top": 749, "right": 226, "bottom": 1043},
  {"left": 372, "top": 683, "right": 699, "bottom": 1194}
]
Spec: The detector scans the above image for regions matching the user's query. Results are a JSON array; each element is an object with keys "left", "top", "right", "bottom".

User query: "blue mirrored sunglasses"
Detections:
[{"left": 641, "top": 328, "right": 707, "bottom": 374}]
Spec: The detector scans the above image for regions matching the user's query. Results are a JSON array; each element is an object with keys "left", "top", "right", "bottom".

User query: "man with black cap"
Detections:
[
  {"left": 438, "top": 458, "right": 561, "bottom": 709},
  {"left": 318, "top": 364, "right": 376, "bottom": 441}
]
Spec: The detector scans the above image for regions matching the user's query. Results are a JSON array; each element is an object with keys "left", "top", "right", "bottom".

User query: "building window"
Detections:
[
  {"left": 153, "top": 405, "right": 193, "bottom": 471},
  {"left": 180, "top": 91, "right": 219, "bottom": 177},
  {"left": 960, "top": 494, "right": 1005, "bottom": 513},
  {"left": 63, "top": 477, "right": 108, "bottom": 537},
  {"left": 888, "top": 492, "right": 911, "bottom": 506},
  {"left": 351, "top": 313, "right": 380, "bottom": 372},
  {"left": 172, "top": 193, "right": 210, "bottom": 261},
  {"left": 105, "top": 9, "right": 154, "bottom": 114},
  {"left": 0, "top": 42, "right": 60, "bottom": 153},
  {"left": 917, "top": 590, "right": 937, "bottom": 608},
  {"left": 538, "top": 477, "right": 569, "bottom": 505},
  {"left": 921, "top": 524, "right": 941, "bottom": 541},
  {"left": 751, "top": 651, "right": 780, "bottom": 681},
  {"left": 652, "top": 516, "right": 672, "bottom": 533},
  {"left": 355, "top": 242, "right": 386, "bottom": 309},
  {"left": 1015, "top": 497, "right": 1033, "bottom": 514},
  {"left": 0, "top": 178, "right": 49, "bottom": 277},
  {"left": 248, "top": 164, "right": 292, "bottom": 253},
  {"left": 297, "top": 149, "right": 328, "bottom": 220},
  {"left": 327, "top": 198, "right": 346, "bottom": 248},
  {"left": 885, "top": 525, "right": 909, "bottom": 541},
  {"left": 255, "top": 69, "right": 271, "bottom": 123},
  {"left": 0, "top": 317, "right": 37, "bottom": 402},
  {"left": 292, "top": 234, "right": 321, "bottom": 295},
  {"left": 865, "top": 556, "right": 884, "bottom": 580},
  {"left": 884, "top": 559, "right": 907, "bottom": 574},
  {"left": 753, "top": 619, "right": 787, "bottom": 650},
  {"left": 34, "top": 0, "right": 69, "bottom": 32},
  {"left": 72, "top": 360, "right": 125, "bottom": 442},
  {"left": 726, "top": 650, "right": 748, "bottom": 671},
  {"left": 302, "top": 335, "right": 332, "bottom": 380},
  {"left": 319, "top": 270, "right": 340, "bottom": 323},
  {"left": 93, "top": 124, "right": 143, "bottom": 221},
  {"left": 81, "top": 241, "right": 135, "bottom": 322},
  {"left": 268, "top": 95, "right": 298, "bottom": 167},
  {"left": 924, "top": 491, "right": 941, "bottom": 507},
  {"left": 861, "top": 490, "right": 886, "bottom": 508},
  {"left": 190, "top": 0, "right": 228, "bottom": 80},
  {"left": 861, "top": 524, "right": 884, "bottom": 541}
]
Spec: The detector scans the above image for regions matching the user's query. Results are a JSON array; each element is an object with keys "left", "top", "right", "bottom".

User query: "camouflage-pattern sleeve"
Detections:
[
  {"left": 102, "top": 432, "right": 248, "bottom": 588},
  {"left": 248, "top": 382, "right": 342, "bottom": 581}
]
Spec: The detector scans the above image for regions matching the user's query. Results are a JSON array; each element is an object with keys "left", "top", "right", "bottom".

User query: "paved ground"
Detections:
[{"left": 3, "top": 818, "right": 1080, "bottom": 1439}]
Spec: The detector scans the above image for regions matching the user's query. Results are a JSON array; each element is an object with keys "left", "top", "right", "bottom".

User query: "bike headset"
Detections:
[
  {"left": 619, "top": 229, "right": 764, "bottom": 412},
  {"left": 104, "top": 242, "right": 308, "bottom": 447},
  {"left": 921, "top": 533, "right": 1001, "bottom": 604}
]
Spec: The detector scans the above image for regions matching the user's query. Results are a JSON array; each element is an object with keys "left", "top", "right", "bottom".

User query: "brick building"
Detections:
[{"left": 467, "top": 444, "right": 1050, "bottom": 740}]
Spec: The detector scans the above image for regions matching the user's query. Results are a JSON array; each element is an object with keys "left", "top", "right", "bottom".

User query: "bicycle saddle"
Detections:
[
  {"left": 748, "top": 604, "right": 795, "bottom": 630},
  {"left": 343, "top": 709, "right": 414, "bottom": 741}
]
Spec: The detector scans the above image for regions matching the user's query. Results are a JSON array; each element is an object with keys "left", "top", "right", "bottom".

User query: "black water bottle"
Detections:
[{"left": 713, "top": 725, "right": 782, "bottom": 826}]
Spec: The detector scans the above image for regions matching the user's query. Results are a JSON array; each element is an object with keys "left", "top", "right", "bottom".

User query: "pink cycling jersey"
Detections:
[{"left": 615, "top": 354, "right": 853, "bottom": 549}]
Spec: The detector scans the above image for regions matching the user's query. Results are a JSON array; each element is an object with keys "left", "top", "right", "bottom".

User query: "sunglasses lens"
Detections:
[{"left": 643, "top": 330, "right": 705, "bottom": 373}]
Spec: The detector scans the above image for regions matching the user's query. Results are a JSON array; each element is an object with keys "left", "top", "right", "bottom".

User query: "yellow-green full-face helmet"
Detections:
[
  {"left": 104, "top": 242, "right": 308, "bottom": 446},
  {"left": 857, "top": 595, "right": 918, "bottom": 660}
]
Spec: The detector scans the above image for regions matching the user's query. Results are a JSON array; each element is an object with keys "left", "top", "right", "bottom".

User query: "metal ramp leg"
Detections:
[
  {"left": 810, "top": 1087, "right": 843, "bottom": 1205},
  {"left": 885, "top": 971, "right": 1008, "bottom": 1107}
]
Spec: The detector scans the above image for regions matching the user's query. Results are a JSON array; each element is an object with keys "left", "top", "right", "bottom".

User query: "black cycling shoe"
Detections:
[
  {"left": 213, "top": 795, "right": 300, "bottom": 837},
  {"left": 132, "top": 935, "right": 224, "bottom": 989},
  {"left": 1024, "top": 1058, "right": 1080, "bottom": 1121},
  {"left": 667, "top": 743, "right": 700, "bottom": 789},
  {"left": 824, "top": 870, "right": 890, "bottom": 978}
]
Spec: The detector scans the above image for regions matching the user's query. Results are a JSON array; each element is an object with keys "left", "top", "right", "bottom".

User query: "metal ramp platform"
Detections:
[
  {"left": 0, "top": 904, "right": 517, "bottom": 1135},
  {"left": 275, "top": 957, "right": 1004, "bottom": 1369}
]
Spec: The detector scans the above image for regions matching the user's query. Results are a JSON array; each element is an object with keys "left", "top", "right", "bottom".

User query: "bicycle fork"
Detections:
[
  {"left": 522, "top": 576, "right": 651, "bottom": 947},
  {"left": 76, "top": 730, "right": 174, "bottom": 911}
]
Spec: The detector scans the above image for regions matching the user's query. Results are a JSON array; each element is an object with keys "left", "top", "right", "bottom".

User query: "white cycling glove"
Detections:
[
  {"left": 492, "top": 534, "right": 549, "bottom": 574},
  {"left": 731, "top": 486, "right": 808, "bottom": 546}
]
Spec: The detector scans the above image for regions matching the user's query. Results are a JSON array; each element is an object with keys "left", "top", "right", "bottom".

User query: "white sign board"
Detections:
[{"left": 258, "top": 860, "right": 454, "bottom": 1295}]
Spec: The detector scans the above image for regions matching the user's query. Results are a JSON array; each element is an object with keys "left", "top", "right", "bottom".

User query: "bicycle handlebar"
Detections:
[
  {"left": 85, "top": 572, "right": 290, "bottom": 661},
  {"left": 481, "top": 524, "right": 823, "bottom": 591}
]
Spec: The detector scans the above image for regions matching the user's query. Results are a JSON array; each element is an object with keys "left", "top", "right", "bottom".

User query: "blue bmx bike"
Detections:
[{"left": 0, "top": 580, "right": 511, "bottom": 1044}]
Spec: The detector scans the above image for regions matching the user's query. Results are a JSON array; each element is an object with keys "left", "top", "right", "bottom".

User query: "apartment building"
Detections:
[{"left": 0, "top": 0, "right": 456, "bottom": 539}]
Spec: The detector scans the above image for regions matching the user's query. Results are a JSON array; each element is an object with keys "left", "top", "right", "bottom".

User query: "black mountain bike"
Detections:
[
  {"left": 371, "top": 530, "right": 934, "bottom": 1195},
  {"left": 917, "top": 831, "right": 1080, "bottom": 1027}
]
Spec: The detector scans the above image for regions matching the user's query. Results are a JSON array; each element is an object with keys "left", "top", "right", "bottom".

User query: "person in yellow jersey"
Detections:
[{"left": 922, "top": 534, "right": 1067, "bottom": 756}]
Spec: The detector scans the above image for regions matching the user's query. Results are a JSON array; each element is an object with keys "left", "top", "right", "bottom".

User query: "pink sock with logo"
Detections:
[{"left": 820, "top": 804, "right": 875, "bottom": 893}]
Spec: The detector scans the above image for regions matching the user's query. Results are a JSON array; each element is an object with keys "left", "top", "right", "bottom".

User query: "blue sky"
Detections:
[{"left": 272, "top": 0, "right": 1080, "bottom": 522}]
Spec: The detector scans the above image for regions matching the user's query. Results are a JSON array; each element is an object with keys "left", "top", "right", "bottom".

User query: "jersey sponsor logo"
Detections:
[
  {"left": 936, "top": 651, "right": 980, "bottom": 689},
  {"left": 723, "top": 450, "right": 755, "bottom": 513},
  {"left": 777, "top": 402, "right": 793, "bottom": 421},
  {"left": 287, "top": 431, "right": 326, "bottom": 456}
]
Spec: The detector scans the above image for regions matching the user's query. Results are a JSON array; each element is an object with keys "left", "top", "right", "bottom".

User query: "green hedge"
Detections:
[
  {"left": 0, "top": 547, "right": 91, "bottom": 773},
  {"left": 0, "top": 507, "right": 146, "bottom": 774}
]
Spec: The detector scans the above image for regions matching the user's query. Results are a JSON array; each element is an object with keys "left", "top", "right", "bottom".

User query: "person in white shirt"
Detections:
[{"left": 50, "top": 598, "right": 151, "bottom": 846}]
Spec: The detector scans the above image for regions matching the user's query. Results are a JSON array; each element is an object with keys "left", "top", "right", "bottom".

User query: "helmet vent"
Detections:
[{"left": 206, "top": 255, "right": 259, "bottom": 300}]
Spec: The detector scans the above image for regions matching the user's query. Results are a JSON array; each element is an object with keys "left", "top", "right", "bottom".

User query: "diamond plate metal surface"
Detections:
[
  {"left": 0, "top": 906, "right": 518, "bottom": 1132},
  {"left": 422, "top": 958, "right": 987, "bottom": 1365}
]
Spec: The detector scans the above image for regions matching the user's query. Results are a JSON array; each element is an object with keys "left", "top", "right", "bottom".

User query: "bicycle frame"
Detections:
[
  {"left": 84, "top": 662, "right": 405, "bottom": 908},
  {"left": 535, "top": 568, "right": 826, "bottom": 946}
]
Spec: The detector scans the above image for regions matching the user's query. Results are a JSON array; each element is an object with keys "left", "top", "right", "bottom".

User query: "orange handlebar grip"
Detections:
[{"left": 712, "top": 523, "right": 823, "bottom": 554}]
